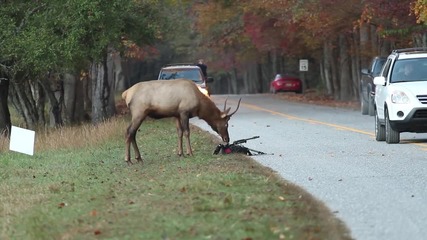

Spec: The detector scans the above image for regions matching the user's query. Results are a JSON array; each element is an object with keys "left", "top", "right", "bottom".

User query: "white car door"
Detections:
[{"left": 374, "top": 58, "right": 393, "bottom": 120}]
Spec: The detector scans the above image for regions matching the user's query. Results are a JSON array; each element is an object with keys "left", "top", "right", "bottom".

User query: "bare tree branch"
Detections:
[{"left": 0, "top": 63, "right": 11, "bottom": 72}]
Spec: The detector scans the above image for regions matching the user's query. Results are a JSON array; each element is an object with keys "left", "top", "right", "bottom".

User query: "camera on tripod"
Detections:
[{"left": 213, "top": 136, "right": 266, "bottom": 156}]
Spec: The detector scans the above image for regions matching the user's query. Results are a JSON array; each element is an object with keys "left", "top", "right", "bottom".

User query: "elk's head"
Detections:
[{"left": 211, "top": 98, "right": 241, "bottom": 143}]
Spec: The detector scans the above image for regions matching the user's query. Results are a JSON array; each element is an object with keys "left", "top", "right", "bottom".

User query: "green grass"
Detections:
[{"left": 0, "top": 117, "right": 352, "bottom": 240}]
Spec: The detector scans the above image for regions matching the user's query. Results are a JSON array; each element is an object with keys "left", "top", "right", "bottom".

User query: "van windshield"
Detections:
[{"left": 159, "top": 68, "right": 204, "bottom": 84}]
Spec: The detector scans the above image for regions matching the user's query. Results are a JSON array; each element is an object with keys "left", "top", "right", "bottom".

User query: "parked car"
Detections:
[
  {"left": 360, "top": 56, "right": 387, "bottom": 116},
  {"left": 270, "top": 74, "right": 302, "bottom": 94},
  {"left": 373, "top": 48, "right": 427, "bottom": 143},
  {"left": 158, "top": 63, "right": 213, "bottom": 96}
]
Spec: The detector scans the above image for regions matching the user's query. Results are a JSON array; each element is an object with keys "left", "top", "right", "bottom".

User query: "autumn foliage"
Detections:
[{"left": 191, "top": 0, "right": 426, "bottom": 99}]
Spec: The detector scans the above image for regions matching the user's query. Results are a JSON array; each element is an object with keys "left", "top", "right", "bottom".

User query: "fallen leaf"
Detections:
[{"left": 90, "top": 210, "right": 97, "bottom": 216}]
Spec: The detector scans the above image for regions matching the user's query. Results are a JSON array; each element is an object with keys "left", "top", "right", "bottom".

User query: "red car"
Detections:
[{"left": 270, "top": 74, "right": 302, "bottom": 94}]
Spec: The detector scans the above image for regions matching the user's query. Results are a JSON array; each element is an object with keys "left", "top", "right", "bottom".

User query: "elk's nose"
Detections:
[{"left": 222, "top": 136, "right": 229, "bottom": 143}]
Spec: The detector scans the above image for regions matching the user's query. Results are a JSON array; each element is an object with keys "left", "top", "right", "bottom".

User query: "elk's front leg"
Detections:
[
  {"left": 175, "top": 117, "right": 184, "bottom": 156},
  {"left": 180, "top": 115, "right": 193, "bottom": 156}
]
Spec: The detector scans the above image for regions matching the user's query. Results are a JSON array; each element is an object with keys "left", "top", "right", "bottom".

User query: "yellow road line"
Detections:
[
  {"left": 243, "top": 102, "right": 374, "bottom": 136},
  {"left": 239, "top": 101, "right": 427, "bottom": 150}
]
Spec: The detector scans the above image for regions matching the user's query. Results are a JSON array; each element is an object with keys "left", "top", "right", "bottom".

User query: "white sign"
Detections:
[
  {"left": 9, "top": 126, "right": 35, "bottom": 155},
  {"left": 299, "top": 59, "right": 308, "bottom": 71}
]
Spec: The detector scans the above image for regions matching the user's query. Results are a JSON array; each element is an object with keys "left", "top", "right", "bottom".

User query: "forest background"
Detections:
[{"left": 0, "top": 0, "right": 427, "bottom": 135}]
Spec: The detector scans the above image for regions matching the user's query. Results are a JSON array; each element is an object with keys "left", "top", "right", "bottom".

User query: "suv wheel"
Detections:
[
  {"left": 361, "top": 94, "right": 368, "bottom": 115},
  {"left": 368, "top": 94, "right": 375, "bottom": 116},
  {"left": 385, "top": 109, "right": 400, "bottom": 144},
  {"left": 375, "top": 109, "right": 385, "bottom": 141}
]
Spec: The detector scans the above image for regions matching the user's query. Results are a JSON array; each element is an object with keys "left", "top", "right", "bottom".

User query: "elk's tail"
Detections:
[
  {"left": 121, "top": 89, "right": 130, "bottom": 106},
  {"left": 121, "top": 89, "right": 128, "bottom": 100}
]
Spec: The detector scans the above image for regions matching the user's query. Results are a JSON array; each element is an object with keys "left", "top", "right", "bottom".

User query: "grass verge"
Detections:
[{"left": 0, "top": 117, "right": 352, "bottom": 240}]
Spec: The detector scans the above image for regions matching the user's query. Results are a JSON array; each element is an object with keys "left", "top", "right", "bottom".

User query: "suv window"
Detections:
[
  {"left": 380, "top": 58, "right": 392, "bottom": 78},
  {"left": 390, "top": 58, "right": 427, "bottom": 83},
  {"left": 372, "top": 58, "right": 386, "bottom": 76}
]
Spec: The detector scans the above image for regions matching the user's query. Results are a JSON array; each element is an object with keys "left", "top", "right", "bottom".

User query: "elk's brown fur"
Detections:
[{"left": 122, "top": 79, "right": 240, "bottom": 165}]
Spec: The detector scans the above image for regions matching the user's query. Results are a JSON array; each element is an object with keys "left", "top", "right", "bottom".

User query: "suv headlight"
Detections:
[{"left": 391, "top": 91, "right": 410, "bottom": 104}]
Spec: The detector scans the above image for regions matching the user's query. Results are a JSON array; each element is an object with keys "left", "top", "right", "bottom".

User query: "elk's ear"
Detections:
[{"left": 221, "top": 107, "right": 231, "bottom": 118}]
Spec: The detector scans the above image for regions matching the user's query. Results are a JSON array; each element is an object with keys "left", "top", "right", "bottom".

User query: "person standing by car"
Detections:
[{"left": 196, "top": 59, "right": 208, "bottom": 78}]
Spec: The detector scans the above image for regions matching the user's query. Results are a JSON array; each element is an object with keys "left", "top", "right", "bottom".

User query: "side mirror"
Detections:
[
  {"left": 373, "top": 76, "right": 386, "bottom": 86},
  {"left": 206, "top": 77, "right": 214, "bottom": 83},
  {"left": 361, "top": 68, "right": 370, "bottom": 75}
]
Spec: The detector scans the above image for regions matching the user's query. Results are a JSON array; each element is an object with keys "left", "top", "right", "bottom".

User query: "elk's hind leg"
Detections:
[{"left": 125, "top": 115, "right": 145, "bottom": 165}]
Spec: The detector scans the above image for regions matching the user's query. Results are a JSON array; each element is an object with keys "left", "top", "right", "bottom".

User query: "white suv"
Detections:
[
  {"left": 158, "top": 64, "right": 213, "bottom": 96},
  {"left": 373, "top": 48, "right": 427, "bottom": 143}
]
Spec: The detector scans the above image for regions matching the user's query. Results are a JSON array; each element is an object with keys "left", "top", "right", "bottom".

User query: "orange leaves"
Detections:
[
  {"left": 122, "top": 39, "right": 159, "bottom": 60},
  {"left": 412, "top": 0, "right": 427, "bottom": 24}
]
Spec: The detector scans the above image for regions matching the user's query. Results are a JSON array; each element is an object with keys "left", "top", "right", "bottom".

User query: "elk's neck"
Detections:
[{"left": 198, "top": 98, "right": 221, "bottom": 125}]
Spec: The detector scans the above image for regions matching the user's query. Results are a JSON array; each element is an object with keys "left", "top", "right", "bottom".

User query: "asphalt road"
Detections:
[{"left": 191, "top": 94, "right": 427, "bottom": 240}]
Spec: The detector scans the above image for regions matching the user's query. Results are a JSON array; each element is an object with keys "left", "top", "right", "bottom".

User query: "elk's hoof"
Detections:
[
  {"left": 125, "top": 160, "right": 133, "bottom": 166},
  {"left": 135, "top": 157, "right": 143, "bottom": 163}
]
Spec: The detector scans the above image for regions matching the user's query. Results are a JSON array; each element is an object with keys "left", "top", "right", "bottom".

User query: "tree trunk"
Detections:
[
  {"left": 63, "top": 73, "right": 85, "bottom": 124},
  {"left": 38, "top": 76, "right": 64, "bottom": 127},
  {"left": 0, "top": 79, "right": 11, "bottom": 137},
  {"left": 330, "top": 39, "right": 340, "bottom": 100},
  {"left": 91, "top": 54, "right": 114, "bottom": 124},
  {"left": 34, "top": 81, "right": 46, "bottom": 127},
  {"left": 413, "top": 32, "right": 427, "bottom": 47},
  {"left": 113, "top": 51, "right": 125, "bottom": 92},
  {"left": 9, "top": 80, "right": 38, "bottom": 129},
  {"left": 359, "top": 22, "right": 370, "bottom": 67},
  {"left": 106, "top": 49, "right": 117, "bottom": 117},
  {"left": 339, "top": 34, "right": 352, "bottom": 101},
  {"left": 231, "top": 67, "right": 238, "bottom": 94},
  {"left": 351, "top": 33, "right": 361, "bottom": 99},
  {"left": 257, "top": 62, "right": 264, "bottom": 93},
  {"left": 323, "top": 41, "right": 333, "bottom": 95}
]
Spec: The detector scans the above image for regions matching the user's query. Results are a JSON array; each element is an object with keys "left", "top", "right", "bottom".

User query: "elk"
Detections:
[{"left": 121, "top": 79, "right": 241, "bottom": 165}]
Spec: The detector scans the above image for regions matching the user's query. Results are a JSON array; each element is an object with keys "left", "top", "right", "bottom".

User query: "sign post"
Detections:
[
  {"left": 299, "top": 59, "right": 308, "bottom": 72},
  {"left": 299, "top": 59, "right": 308, "bottom": 91}
]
